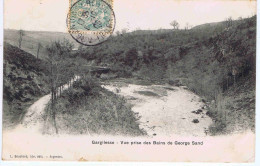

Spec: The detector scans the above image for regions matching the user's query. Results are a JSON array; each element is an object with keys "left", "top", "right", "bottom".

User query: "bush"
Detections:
[{"left": 45, "top": 80, "right": 146, "bottom": 136}]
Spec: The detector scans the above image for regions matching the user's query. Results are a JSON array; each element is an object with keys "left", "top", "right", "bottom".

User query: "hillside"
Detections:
[
  {"left": 75, "top": 16, "right": 256, "bottom": 135},
  {"left": 3, "top": 42, "right": 51, "bottom": 129},
  {"left": 4, "top": 29, "right": 80, "bottom": 60},
  {"left": 3, "top": 16, "right": 256, "bottom": 135},
  {"left": 166, "top": 16, "right": 256, "bottom": 134}
]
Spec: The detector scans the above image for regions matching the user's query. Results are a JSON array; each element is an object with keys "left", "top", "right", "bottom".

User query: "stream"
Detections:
[{"left": 102, "top": 80, "right": 213, "bottom": 137}]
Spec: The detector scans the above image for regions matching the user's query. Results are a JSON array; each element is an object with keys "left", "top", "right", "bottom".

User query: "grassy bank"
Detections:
[
  {"left": 44, "top": 77, "right": 146, "bottom": 136},
  {"left": 164, "top": 17, "right": 256, "bottom": 135},
  {"left": 3, "top": 43, "right": 51, "bottom": 129}
]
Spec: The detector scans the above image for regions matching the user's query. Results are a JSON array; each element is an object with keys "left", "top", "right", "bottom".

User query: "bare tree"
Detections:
[
  {"left": 225, "top": 17, "right": 233, "bottom": 28},
  {"left": 18, "top": 29, "right": 24, "bottom": 48},
  {"left": 36, "top": 43, "right": 42, "bottom": 59},
  {"left": 185, "top": 23, "right": 191, "bottom": 30},
  {"left": 170, "top": 20, "right": 179, "bottom": 30},
  {"left": 121, "top": 28, "right": 128, "bottom": 34},
  {"left": 115, "top": 30, "right": 121, "bottom": 36}
]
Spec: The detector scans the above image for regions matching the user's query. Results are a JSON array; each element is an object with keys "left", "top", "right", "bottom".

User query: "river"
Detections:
[{"left": 102, "top": 79, "right": 213, "bottom": 137}]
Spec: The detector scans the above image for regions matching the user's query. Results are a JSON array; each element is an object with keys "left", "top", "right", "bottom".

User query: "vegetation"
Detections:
[
  {"left": 44, "top": 77, "right": 145, "bottom": 136},
  {"left": 3, "top": 43, "right": 50, "bottom": 129},
  {"left": 75, "top": 16, "right": 256, "bottom": 135},
  {"left": 18, "top": 29, "right": 24, "bottom": 49},
  {"left": 170, "top": 20, "right": 179, "bottom": 30},
  {"left": 4, "top": 15, "right": 256, "bottom": 135},
  {"left": 4, "top": 29, "right": 80, "bottom": 60}
]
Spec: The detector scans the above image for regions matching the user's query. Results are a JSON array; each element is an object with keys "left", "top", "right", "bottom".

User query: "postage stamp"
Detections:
[
  {"left": 67, "top": 0, "right": 115, "bottom": 46},
  {"left": 3, "top": 0, "right": 257, "bottom": 163}
]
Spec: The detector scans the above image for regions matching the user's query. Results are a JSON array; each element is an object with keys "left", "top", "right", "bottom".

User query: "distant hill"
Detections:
[
  {"left": 122, "top": 20, "right": 238, "bottom": 36},
  {"left": 129, "top": 29, "right": 173, "bottom": 35},
  {"left": 192, "top": 21, "right": 225, "bottom": 30},
  {"left": 4, "top": 29, "right": 80, "bottom": 59},
  {"left": 192, "top": 19, "right": 241, "bottom": 30}
]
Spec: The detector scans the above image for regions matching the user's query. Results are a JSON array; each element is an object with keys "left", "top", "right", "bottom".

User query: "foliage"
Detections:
[
  {"left": 3, "top": 42, "right": 50, "bottom": 129},
  {"left": 75, "top": 16, "right": 256, "bottom": 135},
  {"left": 46, "top": 79, "right": 146, "bottom": 136},
  {"left": 170, "top": 20, "right": 180, "bottom": 30}
]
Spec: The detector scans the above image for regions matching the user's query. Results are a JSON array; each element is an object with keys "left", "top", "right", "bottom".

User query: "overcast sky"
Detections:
[{"left": 4, "top": 0, "right": 257, "bottom": 32}]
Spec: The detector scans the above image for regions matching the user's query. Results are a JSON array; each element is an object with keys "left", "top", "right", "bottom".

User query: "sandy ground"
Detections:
[
  {"left": 11, "top": 76, "right": 81, "bottom": 134},
  {"left": 102, "top": 83, "right": 213, "bottom": 137}
]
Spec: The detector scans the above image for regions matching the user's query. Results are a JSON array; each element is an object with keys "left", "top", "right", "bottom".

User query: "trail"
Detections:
[
  {"left": 103, "top": 82, "right": 213, "bottom": 137},
  {"left": 14, "top": 76, "right": 80, "bottom": 134},
  {"left": 2, "top": 79, "right": 254, "bottom": 162}
]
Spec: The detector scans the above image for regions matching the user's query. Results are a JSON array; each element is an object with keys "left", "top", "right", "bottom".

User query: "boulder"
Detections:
[
  {"left": 192, "top": 119, "right": 199, "bottom": 123},
  {"left": 191, "top": 109, "right": 203, "bottom": 114}
]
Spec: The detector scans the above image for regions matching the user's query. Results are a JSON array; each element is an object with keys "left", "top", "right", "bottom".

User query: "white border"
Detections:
[{"left": 0, "top": 0, "right": 259, "bottom": 165}]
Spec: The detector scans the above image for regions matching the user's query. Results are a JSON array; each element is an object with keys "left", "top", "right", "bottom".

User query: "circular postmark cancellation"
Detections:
[{"left": 67, "top": 0, "right": 116, "bottom": 46}]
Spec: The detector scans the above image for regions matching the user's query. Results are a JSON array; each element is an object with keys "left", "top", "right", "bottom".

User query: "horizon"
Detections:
[
  {"left": 3, "top": 14, "right": 256, "bottom": 34},
  {"left": 4, "top": 0, "right": 257, "bottom": 33}
]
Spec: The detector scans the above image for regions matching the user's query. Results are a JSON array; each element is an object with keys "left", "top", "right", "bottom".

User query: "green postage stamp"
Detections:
[{"left": 67, "top": 0, "right": 115, "bottom": 45}]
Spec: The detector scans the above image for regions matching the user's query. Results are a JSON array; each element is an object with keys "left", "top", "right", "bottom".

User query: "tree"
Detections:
[
  {"left": 46, "top": 39, "right": 74, "bottom": 134},
  {"left": 115, "top": 30, "right": 121, "bottom": 36},
  {"left": 36, "top": 43, "right": 42, "bottom": 59},
  {"left": 170, "top": 20, "right": 179, "bottom": 30},
  {"left": 121, "top": 28, "right": 128, "bottom": 35},
  {"left": 225, "top": 17, "right": 233, "bottom": 28},
  {"left": 124, "top": 48, "right": 138, "bottom": 67},
  {"left": 18, "top": 29, "right": 24, "bottom": 48},
  {"left": 185, "top": 23, "right": 191, "bottom": 30}
]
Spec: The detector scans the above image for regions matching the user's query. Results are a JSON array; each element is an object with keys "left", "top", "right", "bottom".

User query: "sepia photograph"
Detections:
[{"left": 1, "top": 0, "right": 257, "bottom": 163}]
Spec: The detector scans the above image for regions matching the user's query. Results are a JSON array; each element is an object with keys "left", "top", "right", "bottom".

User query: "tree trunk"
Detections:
[
  {"left": 51, "top": 62, "right": 54, "bottom": 105},
  {"left": 37, "top": 44, "right": 40, "bottom": 59}
]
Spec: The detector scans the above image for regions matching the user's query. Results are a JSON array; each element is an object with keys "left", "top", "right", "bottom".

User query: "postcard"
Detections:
[{"left": 2, "top": 0, "right": 257, "bottom": 162}]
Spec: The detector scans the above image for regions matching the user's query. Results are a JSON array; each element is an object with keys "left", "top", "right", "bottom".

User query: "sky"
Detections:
[{"left": 4, "top": 0, "right": 257, "bottom": 32}]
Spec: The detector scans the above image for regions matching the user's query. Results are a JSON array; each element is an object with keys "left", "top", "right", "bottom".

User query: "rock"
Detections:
[
  {"left": 191, "top": 109, "right": 203, "bottom": 114},
  {"left": 202, "top": 106, "right": 207, "bottom": 109},
  {"left": 206, "top": 111, "right": 213, "bottom": 117},
  {"left": 197, "top": 109, "right": 203, "bottom": 113},
  {"left": 192, "top": 119, "right": 199, "bottom": 123},
  {"left": 153, "top": 133, "right": 157, "bottom": 136}
]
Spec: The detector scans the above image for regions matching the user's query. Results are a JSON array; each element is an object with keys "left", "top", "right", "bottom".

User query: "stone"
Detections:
[
  {"left": 191, "top": 109, "right": 203, "bottom": 114},
  {"left": 192, "top": 119, "right": 199, "bottom": 123}
]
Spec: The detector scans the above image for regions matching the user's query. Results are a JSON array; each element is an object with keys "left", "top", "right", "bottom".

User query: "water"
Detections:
[{"left": 102, "top": 81, "right": 213, "bottom": 137}]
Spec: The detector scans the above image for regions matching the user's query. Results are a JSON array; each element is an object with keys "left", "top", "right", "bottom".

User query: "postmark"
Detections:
[{"left": 67, "top": 0, "right": 115, "bottom": 46}]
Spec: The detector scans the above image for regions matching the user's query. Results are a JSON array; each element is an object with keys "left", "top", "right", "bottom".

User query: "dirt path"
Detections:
[
  {"left": 14, "top": 76, "right": 81, "bottom": 134},
  {"left": 103, "top": 83, "right": 213, "bottom": 137}
]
